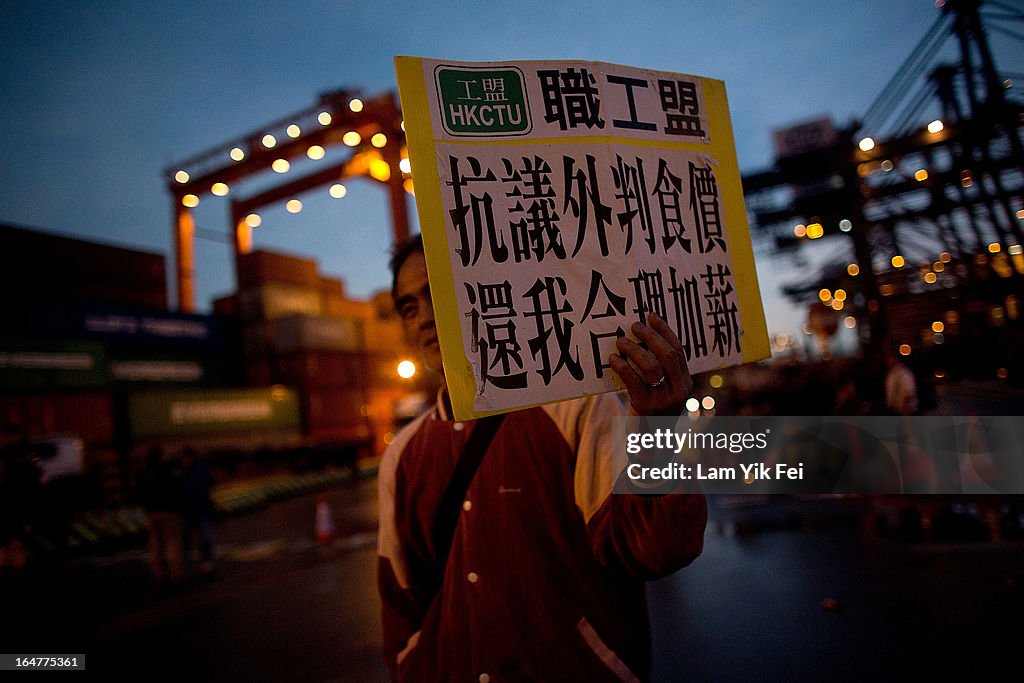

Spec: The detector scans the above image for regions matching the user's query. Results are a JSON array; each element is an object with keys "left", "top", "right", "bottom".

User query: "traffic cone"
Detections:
[{"left": 315, "top": 496, "right": 336, "bottom": 546}]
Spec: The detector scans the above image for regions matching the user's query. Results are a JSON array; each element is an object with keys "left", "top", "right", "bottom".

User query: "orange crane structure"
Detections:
[{"left": 164, "top": 89, "right": 410, "bottom": 312}]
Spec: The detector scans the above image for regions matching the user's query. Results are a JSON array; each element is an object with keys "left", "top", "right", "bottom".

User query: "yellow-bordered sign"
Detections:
[{"left": 396, "top": 56, "right": 768, "bottom": 420}]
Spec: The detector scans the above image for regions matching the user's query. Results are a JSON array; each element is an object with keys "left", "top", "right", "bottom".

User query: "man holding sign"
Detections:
[
  {"left": 379, "top": 56, "right": 768, "bottom": 681},
  {"left": 377, "top": 233, "right": 707, "bottom": 682}
]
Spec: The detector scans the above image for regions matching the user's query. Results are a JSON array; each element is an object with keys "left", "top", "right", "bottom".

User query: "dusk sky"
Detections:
[{"left": 3, "top": 1, "right": 1011, "bottom": 339}]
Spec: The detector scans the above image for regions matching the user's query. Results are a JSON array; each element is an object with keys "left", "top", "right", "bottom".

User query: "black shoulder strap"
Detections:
[{"left": 428, "top": 413, "right": 506, "bottom": 592}]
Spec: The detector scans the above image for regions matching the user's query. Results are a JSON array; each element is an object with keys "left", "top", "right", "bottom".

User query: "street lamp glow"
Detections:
[
  {"left": 182, "top": 194, "right": 199, "bottom": 208},
  {"left": 211, "top": 182, "right": 229, "bottom": 196},
  {"left": 306, "top": 145, "right": 325, "bottom": 160},
  {"left": 272, "top": 159, "right": 291, "bottom": 173},
  {"left": 343, "top": 131, "right": 361, "bottom": 147},
  {"left": 262, "top": 134, "right": 277, "bottom": 148},
  {"left": 793, "top": 224, "right": 807, "bottom": 238},
  {"left": 230, "top": 147, "right": 245, "bottom": 162},
  {"left": 329, "top": 183, "right": 347, "bottom": 198},
  {"left": 399, "top": 158, "right": 412, "bottom": 174},
  {"left": 839, "top": 219, "right": 852, "bottom": 232},
  {"left": 317, "top": 111, "right": 332, "bottom": 125},
  {"left": 370, "top": 159, "right": 391, "bottom": 181},
  {"left": 914, "top": 169, "right": 929, "bottom": 181},
  {"left": 287, "top": 124, "right": 301, "bottom": 138},
  {"left": 988, "top": 242, "right": 1001, "bottom": 253},
  {"left": 371, "top": 133, "right": 387, "bottom": 148},
  {"left": 892, "top": 255, "right": 905, "bottom": 268},
  {"left": 685, "top": 397, "right": 700, "bottom": 413},
  {"left": 847, "top": 263, "right": 860, "bottom": 276},
  {"left": 349, "top": 98, "right": 363, "bottom": 112},
  {"left": 927, "top": 119, "right": 944, "bottom": 134},
  {"left": 174, "top": 170, "right": 190, "bottom": 183},
  {"left": 397, "top": 360, "right": 416, "bottom": 379},
  {"left": 858, "top": 137, "right": 875, "bottom": 152},
  {"left": 244, "top": 213, "right": 262, "bottom": 228},
  {"left": 286, "top": 199, "right": 302, "bottom": 213}
]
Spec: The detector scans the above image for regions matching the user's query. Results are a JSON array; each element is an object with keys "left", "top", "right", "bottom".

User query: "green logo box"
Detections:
[{"left": 435, "top": 65, "right": 532, "bottom": 137}]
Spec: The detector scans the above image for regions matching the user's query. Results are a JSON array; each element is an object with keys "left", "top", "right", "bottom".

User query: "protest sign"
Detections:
[{"left": 396, "top": 57, "right": 769, "bottom": 420}]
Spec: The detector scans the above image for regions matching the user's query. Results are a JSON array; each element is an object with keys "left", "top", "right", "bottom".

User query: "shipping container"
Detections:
[
  {"left": 301, "top": 388, "right": 369, "bottom": 430},
  {"left": 21, "top": 305, "right": 232, "bottom": 355},
  {"left": 0, "top": 392, "right": 115, "bottom": 446},
  {"left": 237, "top": 250, "right": 318, "bottom": 289},
  {"left": 363, "top": 318, "right": 406, "bottom": 352},
  {"left": 247, "top": 360, "right": 276, "bottom": 387},
  {"left": 107, "top": 351, "right": 239, "bottom": 387},
  {"left": 241, "top": 321, "right": 276, "bottom": 359},
  {"left": 272, "top": 314, "right": 363, "bottom": 354},
  {"left": 305, "top": 423, "right": 373, "bottom": 443},
  {"left": 0, "top": 340, "right": 108, "bottom": 390},
  {"left": 276, "top": 350, "right": 365, "bottom": 389},
  {"left": 74, "top": 282, "right": 167, "bottom": 310},
  {"left": 318, "top": 276, "right": 345, "bottom": 299},
  {"left": 87, "top": 307, "right": 230, "bottom": 353},
  {"left": 212, "top": 294, "right": 238, "bottom": 317},
  {"left": 323, "top": 295, "right": 373, "bottom": 320},
  {"left": 238, "top": 282, "right": 323, "bottom": 321},
  {"left": 127, "top": 387, "right": 301, "bottom": 441},
  {"left": 0, "top": 223, "right": 168, "bottom": 310}
]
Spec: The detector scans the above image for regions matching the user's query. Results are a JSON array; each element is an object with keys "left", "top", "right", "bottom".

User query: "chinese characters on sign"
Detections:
[
  {"left": 441, "top": 144, "right": 741, "bottom": 409},
  {"left": 434, "top": 62, "right": 708, "bottom": 142},
  {"left": 397, "top": 58, "right": 766, "bottom": 417}
]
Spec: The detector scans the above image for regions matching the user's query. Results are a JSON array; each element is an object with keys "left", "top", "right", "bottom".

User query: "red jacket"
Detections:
[{"left": 378, "top": 392, "right": 707, "bottom": 682}]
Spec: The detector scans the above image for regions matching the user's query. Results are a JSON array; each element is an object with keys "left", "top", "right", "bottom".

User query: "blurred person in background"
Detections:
[
  {"left": 885, "top": 347, "right": 919, "bottom": 416},
  {"left": 377, "top": 234, "right": 707, "bottom": 682},
  {"left": 0, "top": 429, "right": 41, "bottom": 573},
  {"left": 832, "top": 368, "right": 869, "bottom": 416},
  {"left": 139, "top": 446, "right": 185, "bottom": 586},
  {"left": 181, "top": 447, "right": 215, "bottom": 575}
]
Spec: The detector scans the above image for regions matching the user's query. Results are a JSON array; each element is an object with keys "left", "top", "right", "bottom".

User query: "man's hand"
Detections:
[{"left": 609, "top": 313, "right": 694, "bottom": 417}]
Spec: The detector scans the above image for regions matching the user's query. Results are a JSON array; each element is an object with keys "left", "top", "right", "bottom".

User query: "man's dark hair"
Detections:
[{"left": 390, "top": 232, "right": 424, "bottom": 301}]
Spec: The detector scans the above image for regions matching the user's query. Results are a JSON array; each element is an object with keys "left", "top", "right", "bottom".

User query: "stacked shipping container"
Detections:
[
  {"left": 0, "top": 224, "right": 424, "bottom": 506},
  {"left": 222, "top": 249, "right": 419, "bottom": 456}
]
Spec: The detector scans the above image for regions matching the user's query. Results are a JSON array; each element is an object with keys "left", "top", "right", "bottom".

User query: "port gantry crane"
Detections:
[
  {"left": 741, "top": 0, "right": 1024, "bottom": 359},
  {"left": 164, "top": 89, "right": 410, "bottom": 312}
]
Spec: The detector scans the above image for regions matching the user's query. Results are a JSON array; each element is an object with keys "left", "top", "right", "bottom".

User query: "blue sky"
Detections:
[{"left": 0, "top": 1, "right": 992, "bottom": 338}]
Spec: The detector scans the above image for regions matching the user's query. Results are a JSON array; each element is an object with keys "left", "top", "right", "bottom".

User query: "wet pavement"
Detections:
[
  {"left": 652, "top": 505, "right": 1024, "bottom": 681},
  {"left": 3, "top": 480, "right": 1023, "bottom": 681}
]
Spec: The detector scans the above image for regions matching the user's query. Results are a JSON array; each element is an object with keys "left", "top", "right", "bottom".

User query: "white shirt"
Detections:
[{"left": 885, "top": 363, "right": 918, "bottom": 415}]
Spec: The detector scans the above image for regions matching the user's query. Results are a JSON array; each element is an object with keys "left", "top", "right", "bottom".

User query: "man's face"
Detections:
[{"left": 393, "top": 250, "right": 443, "bottom": 373}]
